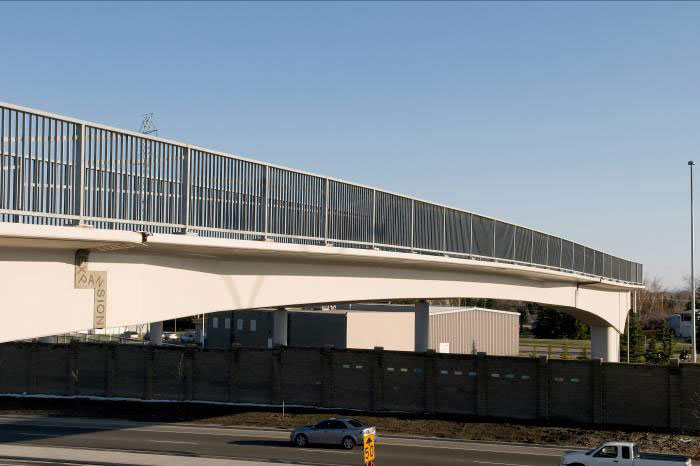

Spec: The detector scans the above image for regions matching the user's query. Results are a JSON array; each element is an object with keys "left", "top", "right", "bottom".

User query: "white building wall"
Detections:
[{"left": 346, "top": 311, "right": 414, "bottom": 351}]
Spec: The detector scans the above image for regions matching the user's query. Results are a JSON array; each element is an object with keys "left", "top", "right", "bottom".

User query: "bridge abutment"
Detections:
[{"left": 590, "top": 325, "right": 620, "bottom": 362}]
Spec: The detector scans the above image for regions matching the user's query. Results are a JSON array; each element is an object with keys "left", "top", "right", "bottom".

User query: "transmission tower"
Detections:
[{"left": 139, "top": 112, "right": 159, "bottom": 137}]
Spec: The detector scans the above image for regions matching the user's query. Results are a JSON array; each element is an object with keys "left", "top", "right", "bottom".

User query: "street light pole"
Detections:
[
  {"left": 628, "top": 290, "right": 632, "bottom": 363},
  {"left": 690, "top": 161, "right": 697, "bottom": 363}
]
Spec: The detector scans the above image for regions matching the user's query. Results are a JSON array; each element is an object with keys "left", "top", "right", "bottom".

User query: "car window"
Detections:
[
  {"left": 347, "top": 420, "right": 364, "bottom": 428},
  {"left": 595, "top": 446, "right": 618, "bottom": 458},
  {"left": 315, "top": 421, "right": 332, "bottom": 429},
  {"left": 622, "top": 447, "right": 630, "bottom": 459},
  {"left": 327, "top": 420, "right": 347, "bottom": 429}
]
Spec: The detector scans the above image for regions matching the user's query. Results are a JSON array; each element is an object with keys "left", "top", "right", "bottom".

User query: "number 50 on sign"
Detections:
[{"left": 363, "top": 432, "right": 375, "bottom": 465}]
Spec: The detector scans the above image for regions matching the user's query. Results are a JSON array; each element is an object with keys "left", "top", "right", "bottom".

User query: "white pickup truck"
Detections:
[{"left": 561, "top": 443, "right": 691, "bottom": 466}]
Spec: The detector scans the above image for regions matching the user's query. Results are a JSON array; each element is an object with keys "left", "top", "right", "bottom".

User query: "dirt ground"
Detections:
[{"left": 0, "top": 397, "right": 698, "bottom": 456}]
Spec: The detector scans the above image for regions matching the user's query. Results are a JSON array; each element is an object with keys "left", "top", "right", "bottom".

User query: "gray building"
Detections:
[{"left": 206, "top": 304, "right": 518, "bottom": 356}]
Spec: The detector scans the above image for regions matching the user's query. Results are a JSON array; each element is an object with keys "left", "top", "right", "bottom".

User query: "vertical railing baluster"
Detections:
[
  {"left": 492, "top": 219, "right": 496, "bottom": 258},
  {"left": 74, "top": 123, "right": 85, "bottom": 225},
  {"left": 410, "top": 199, "right": 414, "bottom": 250},
  {"left": 324, "top": 177, "right": 329, "bottom": 243},
  {"left": 180, "top": 145, "right": 191, "bottom": 233},
  {"left": 263, "top": 164, "right": 269, "bottom": 240},
  {"left": 442, "top": 206, "right": 446, "bottom": 252},
  {"left": 371, "top": 189, "right": 376, "bottom": 246}
]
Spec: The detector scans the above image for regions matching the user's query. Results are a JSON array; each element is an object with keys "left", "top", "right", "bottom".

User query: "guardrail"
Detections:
[{"left": 0, "top": 102, "right": 642, "bottom": 285}]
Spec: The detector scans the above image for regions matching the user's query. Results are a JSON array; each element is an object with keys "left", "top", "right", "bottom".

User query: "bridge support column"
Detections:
[
  {"left": 590, "top": 325, "right": 619, "bottom": 362},
  {"left": 414, "top": 300, "right": 429, "bottom": 353},
  {"left": 149, "top": 321, "right": 163, "bottom": 345},
  {"left": 272, "top": 309, "right": 288, "bottom": 347}
]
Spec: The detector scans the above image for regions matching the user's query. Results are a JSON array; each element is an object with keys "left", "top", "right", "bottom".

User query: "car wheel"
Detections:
[
  {"left": 294, "top": 434, "right": 308, "bottom": 447},
  {"left": 342, "top": 436, "right": 355, "bottom": 450}
]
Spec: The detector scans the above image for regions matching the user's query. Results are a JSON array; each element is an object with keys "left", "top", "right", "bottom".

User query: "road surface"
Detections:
[{"left": 0, "top": 415, "right": 570, "bottom": 466}]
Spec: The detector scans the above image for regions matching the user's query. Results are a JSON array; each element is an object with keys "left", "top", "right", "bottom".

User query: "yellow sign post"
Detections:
[{"left": 363, "top": 431, "right": 375, "bottom": 466}]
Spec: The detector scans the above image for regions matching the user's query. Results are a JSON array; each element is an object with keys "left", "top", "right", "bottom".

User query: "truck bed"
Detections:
[{"left": 639, "top": 453, "right": 690, "bottom": 463}]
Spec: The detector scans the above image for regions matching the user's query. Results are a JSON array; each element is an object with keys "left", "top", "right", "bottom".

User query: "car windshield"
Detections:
[
  {"left": 585, "top": 448, "right": 597, "bottom": 456},
  {"left": 347, "top": 420, "right": 364, "bottom": 428}
]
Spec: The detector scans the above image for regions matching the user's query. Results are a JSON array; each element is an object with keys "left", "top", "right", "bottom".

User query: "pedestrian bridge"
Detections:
[{"left": 0, "top": 102, "right": 642, "bottom": 361}]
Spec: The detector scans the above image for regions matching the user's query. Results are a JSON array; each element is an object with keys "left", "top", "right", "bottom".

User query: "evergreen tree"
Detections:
[
  {"left": 578, "top": 347, "right": 588, "bottom": 360},
  {"left": 532, "top": 307, "right": 590, "bottom": 340},
  {"left": 656, "top": 321, "right": 674, "bottom": 363},
  {"left": 620, "top": 310, "right": 645, "bottom": 363},
  {"left": 644, "top": 336, "right": 658, "bottom": 364},
  {"left": 561, "top": 340, "right": 569, "bottom": 360}
]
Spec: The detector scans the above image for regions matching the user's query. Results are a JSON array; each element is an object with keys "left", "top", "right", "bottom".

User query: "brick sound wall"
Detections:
[{"left": 0, "top": 342, "right": 697, "bottom": 431}]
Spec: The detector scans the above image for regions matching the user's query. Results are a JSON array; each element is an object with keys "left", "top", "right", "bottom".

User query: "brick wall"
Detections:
[{"left": 0, "top": 342, "right": 697, "bottom": 431}]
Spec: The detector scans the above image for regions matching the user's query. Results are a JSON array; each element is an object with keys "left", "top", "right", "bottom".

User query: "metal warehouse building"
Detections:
[
  {"left": 428, "top": 307, "right": 519, "bottom": 355},
  {"left": 206, "top": 304, "right": 518, "bottom": 356}
]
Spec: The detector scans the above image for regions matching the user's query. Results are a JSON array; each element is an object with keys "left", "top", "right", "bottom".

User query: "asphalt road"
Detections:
[{"left": 0, "top": 416, "right": 570, "bottom": 466}]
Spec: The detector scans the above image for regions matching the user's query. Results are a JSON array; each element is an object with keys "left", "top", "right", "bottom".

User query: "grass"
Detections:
[
  {"left": 520, "top": 338, "right": 590, "bottom": 348},
  {"left": 520, "top": 338, "right": 695, "bottom": 359}
]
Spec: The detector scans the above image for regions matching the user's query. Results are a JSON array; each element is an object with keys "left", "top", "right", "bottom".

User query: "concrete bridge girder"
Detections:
[{"left": 0, "top": 224, "right": 638, "bottom": 362}]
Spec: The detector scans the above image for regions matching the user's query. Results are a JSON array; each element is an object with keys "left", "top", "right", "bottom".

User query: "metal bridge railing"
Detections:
[{"left": 0, "top": 102, "right": 643, "bottom": 285}]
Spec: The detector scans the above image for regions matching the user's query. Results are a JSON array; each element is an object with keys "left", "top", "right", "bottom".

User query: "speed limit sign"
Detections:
[{"left": 363, "top": 431, "right": 375, "bottom": 465}]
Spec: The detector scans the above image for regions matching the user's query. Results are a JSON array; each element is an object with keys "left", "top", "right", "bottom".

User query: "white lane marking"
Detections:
[
  {"left": 148, "top": 440, "right": 198, "bottom": 445},
  {"left": 0, "top": 460, "right": 97, "bottom": 466},
  {"left": 298, "top": 448, "right": 353, "bottom": 454},
  {"left": 381, "top": 441, "right": 563, "bottom": 457},
  {"left": 16, "top": 432, "right": 63, "bottom": 437},
  {"left": 0, "top": 461, "right": 91, "bottom": 466}
]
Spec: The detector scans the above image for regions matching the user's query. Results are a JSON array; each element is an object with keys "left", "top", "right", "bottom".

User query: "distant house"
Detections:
[{"left": 665, "top": 311, "right": 694, "bottom": 339}]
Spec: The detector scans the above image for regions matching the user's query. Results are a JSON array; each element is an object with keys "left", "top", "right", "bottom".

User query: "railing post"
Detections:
[
  {"left": 410, "top": 199, "right": 415, "bottom": 250},
  {"left": 263, "top": 164, "right": 269, "bottom": 240},
  {"left": 73, "top": 123, "right": 85, "bottom": 225},
  {"left": 469, "top": 214, "right": 473, "bottom": 255},
  {"left": 560, "top": 238, "right": 563, "bottom": 268},
  {"left": 492, "top": 219, "right": 496, "bottom": 257},
  {"left": 372, "top": 189, "right": 376, "bottom": 247},
  {"left": 324, "top": 177, "right": 329, "bottom": 244},
  {"left": 442, "top": 206, "right": 446, "bottom": 252},
  {"left": 179, "top": 145, "right": 191, "bottom": 234}
]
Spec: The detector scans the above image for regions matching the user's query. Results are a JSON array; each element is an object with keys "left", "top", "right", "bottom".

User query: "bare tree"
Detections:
[{"left": 637, "top": 277, "right": 677, "bottom": 328}]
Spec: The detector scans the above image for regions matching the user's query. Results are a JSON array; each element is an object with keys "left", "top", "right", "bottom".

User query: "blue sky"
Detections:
[{"left": 1, "top": 2, "right": 699, "bottom": 288}]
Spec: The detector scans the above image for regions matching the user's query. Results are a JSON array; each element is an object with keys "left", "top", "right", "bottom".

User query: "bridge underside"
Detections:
[{"left": 0, "top": 224, "right": 635, "bottom": 361}]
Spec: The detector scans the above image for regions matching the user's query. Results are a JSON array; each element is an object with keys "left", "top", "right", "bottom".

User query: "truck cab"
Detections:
[{"left": 561, "top": 443, "right": 691, "bottom": 466}]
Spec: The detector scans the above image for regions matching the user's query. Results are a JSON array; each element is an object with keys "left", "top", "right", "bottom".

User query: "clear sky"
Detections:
[{"left": 1, "top": 2, "right": 699, "bottom": 288}]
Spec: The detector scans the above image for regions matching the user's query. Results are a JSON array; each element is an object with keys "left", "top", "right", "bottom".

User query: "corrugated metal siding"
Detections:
[{"left": 429, "top": 309, "right": 518, "bottom": 356}]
